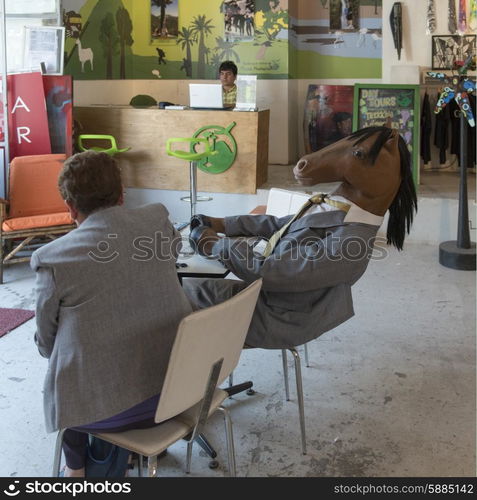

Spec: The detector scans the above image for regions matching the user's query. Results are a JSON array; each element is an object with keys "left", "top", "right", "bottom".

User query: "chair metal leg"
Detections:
[
  {"left": 304, "top": 343, "right": 310, "bottom": 367},
  {"left": 195, "top": 433, "right": 217, "bottom": 458},
  {"left": 52, "top": 429, "right": 66, "bottom": 476},
  {"left": 147, "top": 455, "right": 158, "bottom": 477},
  {"left": 217, "top": 406, "right": 236, "bottom": 477},
  {"left": 138, "top": 455, "right": 144, "bottom": 477},
  {"left": 289, "top": 348, "right": 307, "bottom": 455},
  {"left": 186, "top": 441, "right": 193, "bottom": 473},
  {"left": 189, "top": 161, "right": 197, "bottom": 219},
  {"left": 281, "top": 349, "right": 290, "bottom": 401}
]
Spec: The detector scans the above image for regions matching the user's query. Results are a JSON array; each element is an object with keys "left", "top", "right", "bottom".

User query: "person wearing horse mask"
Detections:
[{"left": 184, "top": 127, "right": 417, "bottom": 349}]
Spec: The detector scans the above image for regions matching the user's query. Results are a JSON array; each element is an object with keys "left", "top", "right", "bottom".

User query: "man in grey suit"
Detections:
[
  {"left": 185, "top": 199, "right": 382, "bottom": 349},
  {"left": 31, "top": 151, "right": 192, "bottom": 477}
]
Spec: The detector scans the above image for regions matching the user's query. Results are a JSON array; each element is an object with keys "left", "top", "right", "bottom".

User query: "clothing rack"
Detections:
[{"left": 420, "top": 82, "right": 476, "bottom": 171}]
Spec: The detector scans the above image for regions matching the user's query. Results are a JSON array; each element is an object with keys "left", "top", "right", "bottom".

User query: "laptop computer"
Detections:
[{"left": 189, "top": 83, "right": 225, "bottom": 110}]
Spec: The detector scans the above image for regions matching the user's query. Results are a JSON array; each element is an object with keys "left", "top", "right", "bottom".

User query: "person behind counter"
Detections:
[
  {"left": 31, "top": 151, "right": 192, "bottom": 477},
  {"left": 219, "top": 60, "right": 238, "bottom": 109}
]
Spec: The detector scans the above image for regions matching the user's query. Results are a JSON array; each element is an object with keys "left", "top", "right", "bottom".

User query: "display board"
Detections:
[{"left": 353, "top": 83, "right": 420, "bottom": 185}]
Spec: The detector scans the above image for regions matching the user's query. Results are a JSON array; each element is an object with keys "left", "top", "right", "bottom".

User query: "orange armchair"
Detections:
[{"left": 0, "top": 154, "right": 75, "bottom": 284}]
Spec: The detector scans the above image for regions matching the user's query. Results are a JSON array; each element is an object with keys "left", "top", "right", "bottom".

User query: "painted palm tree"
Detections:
[
  {"left": 210, "top": 53, "right": 222, "bottom": 75},
  {"left": 204, "top": 46, "right": 211, "bottom": 65},
  {"left": 214, "top": 36, "right": 240, "bottom": 62},
  {"left": 116, "top": 7, "right": 133, "bottom": 79},
  {"left": 152, "top": 0, "right": 173, "bottom": 36},
  {"left": 176, "top": 26, "right": 195, "bottom": 77},
  {"left": 99, "top": 13, "right": 119, "bottom": 79},
  {"left": 190, "top": 15, "right": 215, "bottom": 79}
]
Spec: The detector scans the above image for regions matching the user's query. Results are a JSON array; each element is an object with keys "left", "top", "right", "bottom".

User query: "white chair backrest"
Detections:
[
  {"left": 155, "top": 279, "right": 262, "bottom": 423},
  {"left": 266, "top": 188, "right": 311, "bottom": 217}
]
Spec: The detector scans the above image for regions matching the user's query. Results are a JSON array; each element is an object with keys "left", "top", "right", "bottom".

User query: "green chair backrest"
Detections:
[{"left": 77, "top": 135, "right": 131, "bottom": 155}]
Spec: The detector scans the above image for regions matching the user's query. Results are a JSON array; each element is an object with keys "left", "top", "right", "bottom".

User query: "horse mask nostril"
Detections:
[{"left": 295, "top": 159, "right": 308, "bottom": 173}]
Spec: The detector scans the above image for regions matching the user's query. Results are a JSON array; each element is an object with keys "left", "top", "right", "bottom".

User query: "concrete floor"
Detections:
[
  {"left": 0, "top": 166, "right": 475, "bottom": 477},
  {"left": 0, "top": 242, "right": 475, "bottom": 477}
]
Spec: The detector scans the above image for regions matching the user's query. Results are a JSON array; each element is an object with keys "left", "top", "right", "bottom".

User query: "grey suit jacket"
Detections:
[
  {"left": 31, "top": 203, "right": 192, "bottom": 432},
  {"left": 203, "top": 210, "right": 379, "bottom": 349}
]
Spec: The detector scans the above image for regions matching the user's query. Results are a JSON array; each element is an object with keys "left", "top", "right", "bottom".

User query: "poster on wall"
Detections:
[
  {"left": 151, "top": 0, "right": 179, "bottom": 40},
  {"left": 431, "top": 35, "right": 476, "bottom": 70},
  {"left": 353, "top": 83, "right": 420, "bottom": 185},
  {"left": 23, "top": 26, "right": 65, "bottom": 75},
  {"left": 329, "top": 0, "right": 360, "bottom": 32},
  {"left": 223, "top": 0, "right": 255, "bottom": 42},
  {"left": 303, "top": 84, "right": 354, "bottom": 154},
  {"left": 42, "top": 75, "right": 73, "bottom": 157}
]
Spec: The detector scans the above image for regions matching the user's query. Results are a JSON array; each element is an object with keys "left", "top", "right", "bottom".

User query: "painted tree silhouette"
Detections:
[
  {"left": 214, "top": 36, "right": 240, "bottom": 62},
  {"left": 176, "top": 26, "right": 195, "bottom": 77},
  {"left": 116, "top": 7, "right": 133, "bottom": 79},
  {"left": 152, "top": 0, "right": 173, "bottom": 36},
  {"left": 99, "top": 13, "right": 119, "bottom": 79},
  {"left": 210, "top": 53, "right": 222, "bottom": 74},
  {"left": 190, "top": 15, "right": 215, "bottom": 78}
]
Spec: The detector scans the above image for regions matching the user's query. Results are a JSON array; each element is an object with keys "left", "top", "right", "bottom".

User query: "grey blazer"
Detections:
[
  {"left": 186, "top": 210, "right": 379, "bottom": 349},
  {"left": 31, "top": 203, "right": 192, "bottom": 432}
]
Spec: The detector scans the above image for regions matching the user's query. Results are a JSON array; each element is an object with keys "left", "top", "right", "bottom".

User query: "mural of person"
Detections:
[{"left": 156, "top": 47, "right": 167, "bottom": 64}]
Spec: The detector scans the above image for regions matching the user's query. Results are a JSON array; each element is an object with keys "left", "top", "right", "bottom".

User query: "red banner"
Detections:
[{"left": 7, "top": 72, "right": 52, "bottom": 159}]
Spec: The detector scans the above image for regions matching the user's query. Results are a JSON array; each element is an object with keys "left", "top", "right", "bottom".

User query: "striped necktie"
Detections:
[{"left": 262, "top": 193, "right": 350, "bottom": 258}]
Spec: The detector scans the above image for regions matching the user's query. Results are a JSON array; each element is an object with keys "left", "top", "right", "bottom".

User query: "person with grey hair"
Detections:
[{"left": 32, "top": 151, "right": 192, "bottom": 477}]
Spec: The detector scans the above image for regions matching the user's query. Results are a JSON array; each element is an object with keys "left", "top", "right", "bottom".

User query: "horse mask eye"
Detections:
[{"left": 353, "top": 149, "right": 366, "bottom": 160}]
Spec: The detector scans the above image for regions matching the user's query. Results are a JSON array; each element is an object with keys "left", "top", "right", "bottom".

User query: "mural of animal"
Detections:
[{"left": 76, "top": 39, "right": 94, "bottom": 72}]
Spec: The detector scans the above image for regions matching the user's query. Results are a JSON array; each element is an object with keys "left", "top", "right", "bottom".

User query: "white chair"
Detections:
[{"left": 52, "top": 279, "right": 262, "bottom": 477}]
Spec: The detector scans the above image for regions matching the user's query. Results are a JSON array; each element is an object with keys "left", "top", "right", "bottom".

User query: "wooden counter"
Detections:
[{"left": 74, "top": 106, "right": 270, "bottom": 194}]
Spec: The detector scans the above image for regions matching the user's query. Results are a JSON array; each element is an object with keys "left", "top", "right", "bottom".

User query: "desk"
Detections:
[
  {"left": 176, "top": 253, "right": 229, "bottom": 282},
  {"left": 74, "top": 106, "right": 270, "bottom": 194}
]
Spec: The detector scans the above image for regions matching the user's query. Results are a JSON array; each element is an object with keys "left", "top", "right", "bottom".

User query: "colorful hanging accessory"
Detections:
[
  {"left": 448, "top": 0, "right": 458, "bottom": 34},
  {"left": 469, "top": 0, "right": 477, "bottom": 30},
  {"left": 426, "top": 0, "right": 436, "bottom": 35},
  {"left": 428, "top": 57, "right": 476, "bottom": 128},
  {"left": 458, "top": 0, "right": 467, "bottom": 33}
]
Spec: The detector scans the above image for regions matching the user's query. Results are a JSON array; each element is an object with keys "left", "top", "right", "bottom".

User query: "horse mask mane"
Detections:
[{"left": 294, "top": 126, "right": 417, "bottom": 251}]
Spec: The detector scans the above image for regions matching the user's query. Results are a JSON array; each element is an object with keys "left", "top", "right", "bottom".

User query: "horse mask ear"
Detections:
[{"left": 384, "top": 129, "right": 400, "bottom": 155}]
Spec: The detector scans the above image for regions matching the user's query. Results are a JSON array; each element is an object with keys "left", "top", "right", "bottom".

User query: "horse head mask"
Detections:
[{"left": 293, "top": 126, "right": 417, "bottom": 251}]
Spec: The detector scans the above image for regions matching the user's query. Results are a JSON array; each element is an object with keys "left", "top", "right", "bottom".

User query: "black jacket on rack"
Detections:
[
  {"left": 434, "top": 96, "right": 451, "bottom": 165},
  {"left": 449, "top": 94, "right": 476, "bottom": 169},
  {"left": 420, "top": 92, "right": 432, "bottom": 164}
]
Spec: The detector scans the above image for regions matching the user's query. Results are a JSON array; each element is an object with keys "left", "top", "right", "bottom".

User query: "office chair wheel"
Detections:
[
  {"left": 208, "top": 460, "right": 219, "bottom": 469},
  {"left": 246, "top": 388, "right": 256, "bottom": 396}
]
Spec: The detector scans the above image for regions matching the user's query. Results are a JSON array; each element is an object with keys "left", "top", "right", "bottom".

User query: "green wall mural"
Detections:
[
  {"left": 62, "top": 0, "right": 290, "bottom": 80},
  {"left": 61, "top": 0, "right": 382, "bottom": 81}
]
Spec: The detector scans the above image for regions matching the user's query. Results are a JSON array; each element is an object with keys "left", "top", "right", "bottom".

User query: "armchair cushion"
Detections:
[
  {"left": 2, "top": 212, "right": 73, "bottom": 232},
  {"left": 8, "top": 154, "right": 67, "bottom": 218}
]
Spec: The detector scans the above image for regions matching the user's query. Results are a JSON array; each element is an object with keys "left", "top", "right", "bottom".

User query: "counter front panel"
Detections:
[{"left": 74, "top": 106, "right": 270, "bottom": 194}]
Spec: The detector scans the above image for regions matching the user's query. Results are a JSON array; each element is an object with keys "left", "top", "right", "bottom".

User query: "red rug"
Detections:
[{"left": 0, "top": 308, "right": 35, "bottom": 338}]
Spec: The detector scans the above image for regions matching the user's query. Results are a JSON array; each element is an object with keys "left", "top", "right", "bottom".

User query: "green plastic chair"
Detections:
[
  {"left": 77, "top": 135, "right": 131, "bottom": 156},
  {"left": 166, "top": 137, "right": 217, "bottom": 219}
]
